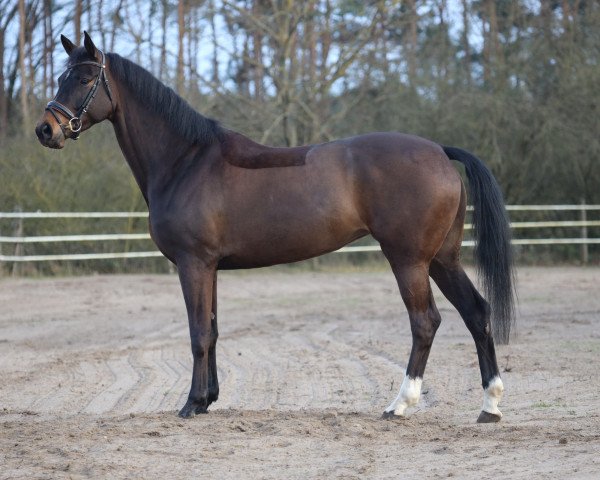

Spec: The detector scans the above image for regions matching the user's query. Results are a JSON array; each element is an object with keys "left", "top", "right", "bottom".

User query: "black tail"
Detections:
[{"left": 442, "top": 145, "right": 515, "bottom": 344}]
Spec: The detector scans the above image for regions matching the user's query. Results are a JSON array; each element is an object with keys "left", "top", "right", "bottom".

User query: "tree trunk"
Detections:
[
  {"left": 436, "top": 0, "right": 449, "bottom": 82},
  {"left": 42, "top": 0, "right": 55, "bottom": 99},
  {"left": 251, "top": 0, "right": 264, "bottom": 100},
  {"left": 43, "top": 0, "right": 48, "bottom": 97},
  {"left": 19, "top": 0, "right": 29, "bottom": 130},
  {"left": 75, "top": 0, "right": 82, "bottom": 40},
  {"left": 0, "top": 30, "right": 7, "bottom": 138},
  {"left": 304, "top": 0, "right": 317, "bottom": 139},
  {"left": 0, "top": 2, "right": 19, "bottom": 138},
  {"left": 159, "top": 0, "right": 168, "bottom": 81},
  {"left": 486, "top": 0, "right": 501, "bottom": 90},
  {"left": 97, "top": 0, "right": 106, "bottom": 48},
  {"left": 208, "top": 0, "right": 218, "bottom": 85},
  {"left": 109, "top": 0, "right": 124, "bottom": 52},
  {"left": 286, "top": 26, "right": 298, "bottom": 146},
  {"left": 379, "top": 16, "right": 389, "bottom": 78},
  {"left": 461, "top": 0, "right": 471, "bottom": 86},
  {"left": 177, "top": 0, "right": 185, "bottom": 93},
  {"left": 320, "top": 0, "right": 332, "bottom": 82},
  {"left": 48, "top": 0, "right": 54, "bottom": 95},
  {"left": 482, "top": 2, "right": 490, "bottom": 87},
  {"left": 187, "top": 4, "right": 196, "bottom": 92},
  {"left": 237, "top": 40, "right": 250, "bottom": 97},
  {"left": 488, "top": 0, "right": 499, "bottom": 60},
  {"left": 406, "top": 0, "right": 418, "bottom": 87},
  {"left": 27, "top": 3, "right": 36, "bottom": 104},
  {"left": 85, "top": 0, "right": 92, "bottom": 34},
  {"left": 148, "top": 0, "right": 154, "bottom": 73}
]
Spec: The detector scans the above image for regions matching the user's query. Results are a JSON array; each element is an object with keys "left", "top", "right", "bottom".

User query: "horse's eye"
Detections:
[{"left": 80, "top": 78, "right": 90, "bottom": 85}]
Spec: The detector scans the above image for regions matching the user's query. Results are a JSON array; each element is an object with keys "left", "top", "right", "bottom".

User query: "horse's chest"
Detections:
[{"left": 148, "top": 208, "right": 214, "bottom": 260}]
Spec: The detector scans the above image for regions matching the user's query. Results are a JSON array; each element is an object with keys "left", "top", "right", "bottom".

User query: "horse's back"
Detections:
[{"left": 337, "top": 131, "right": 455, "bottom": 175}]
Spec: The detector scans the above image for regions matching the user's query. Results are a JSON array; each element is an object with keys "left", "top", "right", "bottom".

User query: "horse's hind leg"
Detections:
[
  {"left": 382, "top": 255, "right": 442, "bottom": 418},
  {"left": 429, "top": 256, "right": 503, "bottom": 423}
]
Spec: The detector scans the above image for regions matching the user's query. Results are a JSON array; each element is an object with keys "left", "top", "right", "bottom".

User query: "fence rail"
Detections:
[{"left": 1, "top": 205, "right": 598, "bottom": 263}]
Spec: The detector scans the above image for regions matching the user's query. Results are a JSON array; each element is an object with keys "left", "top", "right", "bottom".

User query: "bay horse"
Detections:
[{"left": 35, "top": 33, "right": 515, "bottom": 423}]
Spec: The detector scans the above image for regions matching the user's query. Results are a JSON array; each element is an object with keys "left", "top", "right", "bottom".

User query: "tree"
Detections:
[
  {"left": 0, "top": 0, "right": 18, "bottom": 139},
  {"left": 74, "top": 0, "right": 82, "bottom": 40},
  {"left": 177, "top": 0, "right": 185, "bottom": 93},
  {"left": 18, "top": 0, "right": 28, "bottom": 130}
]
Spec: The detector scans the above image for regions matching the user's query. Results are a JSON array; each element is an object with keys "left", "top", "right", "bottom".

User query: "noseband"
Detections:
[{"left": 46, "top": 50, "right": 114, "bottom": 139}]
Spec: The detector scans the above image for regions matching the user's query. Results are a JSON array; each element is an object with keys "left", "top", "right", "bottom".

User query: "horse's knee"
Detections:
[
  {"left": 190, "top": 343, "right": 204, "bottom": 359},
  {"left": 411, "top": 309, "right": 441, "bottom": 346},
  {"left": 190, "top": 335, "right": 211, "bottom": 358}
]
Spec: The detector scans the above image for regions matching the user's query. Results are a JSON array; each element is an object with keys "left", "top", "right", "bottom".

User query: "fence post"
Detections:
[
  {"left": 0, "top": 221, "right": 3, "bottom": 278},
  {"left": 580, "top": 199, "right": 589, "bottom": 264},
  {"left": 11, "top": 206, "right": 23, "bottom": 277}
]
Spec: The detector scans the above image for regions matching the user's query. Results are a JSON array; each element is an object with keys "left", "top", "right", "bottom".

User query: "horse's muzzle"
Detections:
[{"left": 35, "top": 118, "right": 65, "bottom": 149}]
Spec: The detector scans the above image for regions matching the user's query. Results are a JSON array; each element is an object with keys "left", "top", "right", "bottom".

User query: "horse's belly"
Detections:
[
  {"left": 219, "top": 201, "right": 368, "bottom": 269},
  {"left": 218, "top": 226, "right": 368, "bottom": 269}
]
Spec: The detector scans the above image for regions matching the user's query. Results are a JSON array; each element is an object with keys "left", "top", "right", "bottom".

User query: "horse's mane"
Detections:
[
  {"left": 106, "top": 53, "right": 222, "bottom": 147},
  {"left": 99, "top": 52, "right": 304, "bottom": 169}
]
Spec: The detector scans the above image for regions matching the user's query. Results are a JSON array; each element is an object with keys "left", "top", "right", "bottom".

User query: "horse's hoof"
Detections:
[
  {"left": 207, "top": 389, "right": 219, "bottom": 405},
  {"left": 477, "top": 411, "right": 502, "bottom": 423},
  {"left": 178, "top": 409, "right": 193, "bottom": 418},
  {"left": 381, "top": 411, "right": 406, "bottom": 420},
  {"left": 178, "top": 401, "right": 208, "bottom": 418}
]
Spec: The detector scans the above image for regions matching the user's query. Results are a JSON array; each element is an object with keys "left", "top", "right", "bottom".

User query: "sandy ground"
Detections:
[{"left": 0, "top": 266, "right": 599, "bottom": 479}]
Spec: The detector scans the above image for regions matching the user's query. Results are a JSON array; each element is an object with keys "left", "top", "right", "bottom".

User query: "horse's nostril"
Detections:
[{"left": 42, "top": 123, "right": 52, "bottom": 139}]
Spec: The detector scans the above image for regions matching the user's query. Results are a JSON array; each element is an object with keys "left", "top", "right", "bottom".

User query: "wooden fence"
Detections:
[{"left": 1, "top": 205, "right": 599, "bottom": 266}]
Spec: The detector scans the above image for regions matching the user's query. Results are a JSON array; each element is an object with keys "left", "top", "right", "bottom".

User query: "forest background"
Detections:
[{"left": 0, "top": 0, "right": 598, "bottom": 272}]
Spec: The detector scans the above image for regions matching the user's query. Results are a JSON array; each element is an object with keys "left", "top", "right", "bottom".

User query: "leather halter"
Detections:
[{"left": 46, "top": 50, "right": 114, "bottom": 140}]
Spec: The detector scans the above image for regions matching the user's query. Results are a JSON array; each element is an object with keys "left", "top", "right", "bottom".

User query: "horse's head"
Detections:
[{"left": 35, "top": 32, "right": 115, "bottom": 149}]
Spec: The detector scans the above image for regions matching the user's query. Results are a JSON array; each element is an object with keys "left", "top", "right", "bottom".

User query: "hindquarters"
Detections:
[{"left": 348, "top": 133, "right": 463, "bottom": 264}]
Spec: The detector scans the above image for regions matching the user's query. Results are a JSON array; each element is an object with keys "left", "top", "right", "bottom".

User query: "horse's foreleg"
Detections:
[
  {"left": 383, "top": 261, "right": 441, "bottom": 418},
  {"left": 177, "top": 258, "right": 218, "bottom": 418},
  {"left": 429, "top": 259, "right": 503, "bottom": 423},
  {"left": 207, "top": 271, "right": 219, "bottom": 405}
]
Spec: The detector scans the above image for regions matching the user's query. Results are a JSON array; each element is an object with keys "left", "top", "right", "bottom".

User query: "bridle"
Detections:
[{"left": 46, "top": 49, "right": 114, "bottom": 140}]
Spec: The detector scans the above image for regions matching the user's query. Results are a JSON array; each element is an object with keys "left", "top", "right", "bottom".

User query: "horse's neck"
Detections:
[{"left": 111, "top": 94, "right": 197, "bottom": 205}]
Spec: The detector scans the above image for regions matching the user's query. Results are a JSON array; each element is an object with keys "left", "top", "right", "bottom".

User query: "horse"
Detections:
[{"left": 35, "top": 32, "right": 515, "bottom": 423}]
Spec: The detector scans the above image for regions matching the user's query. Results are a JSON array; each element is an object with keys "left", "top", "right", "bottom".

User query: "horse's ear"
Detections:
[
  {"left": 83, "top": 31, "right": 98, "bottom": 59},
  {"left": 61, "top": 35, "right": 76, "bottom": 55}
]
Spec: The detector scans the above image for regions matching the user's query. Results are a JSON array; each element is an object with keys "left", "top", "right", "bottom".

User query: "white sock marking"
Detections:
[
  {"left": 385, "top": 375, "right": 422, "bottom": 416},
  {"left": 482, "top": 376, "right": 504, "bottom": 417}
]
